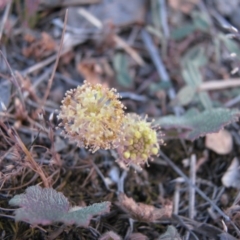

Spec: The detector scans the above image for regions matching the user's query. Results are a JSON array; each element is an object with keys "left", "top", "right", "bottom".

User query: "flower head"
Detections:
[
  {"left": 58, "top": 81, "right": 125, "bottom": 152},
  {"left": 117, "top": 114, "right": 163, "bottom": 167}
]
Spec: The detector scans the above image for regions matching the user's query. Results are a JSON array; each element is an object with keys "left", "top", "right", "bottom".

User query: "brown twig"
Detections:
[
  {"left": 12, "top": 130, "right": 49, "bottom": 188},
  {"left": 0, "top": 50, "right": 26, "bottom": 111},
  {"left": 41, "top": 9, "right": 68, "bottom": 107},
  {"left": 198, "top": 78, "right": 240, "bottom": 91},
  {"left": 141, "top": 29, "right": 183, "bottom": 116},
  {"left": 78, "top": 8, "right": 145, "bottom": 66},
  {"left": 160, "top": 151, "right": 230, "bottom": 221},
  {"left": 0, "top": 0, "right": 12, "bottom": 41},
  {"left": 189, "top": 154, "right": 196, "bottom": 219}
]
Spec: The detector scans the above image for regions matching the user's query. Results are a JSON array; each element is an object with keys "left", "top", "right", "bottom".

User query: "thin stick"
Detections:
[
  {"left": 118, "top": 170, "right": 127, "bottom": 193},
  {"left": 41, "top": 9, "right": 68, "bottom": 107},
  {"left": 141, "top": 29, "right": 183, "bottom": 116},
  {"left": 40, "top": 0, "right": 100, "bottom": 9},
  {"left": 90, "top": 160, "right": 112, "bottom": 192},
  {"left": 0, "top": 0, "right": 12, "bottom": 41},
  {"left": 225, "top": 95, "right": 240, "bottom": 107},
  {"left": 198, "top": 78, "right": 240, "bottom": 91},
  {"left": 78, "top": 8, "right": 145, "bottom": 66},
  {"left": 0, "top": 214, "right": 15, "bottom": 219},
  {"left": 173, "top": 180, "right": 181, "bottom": 215},
  {"left": 13, "top": 130, "right": 49, "bottom": 188},
  {"left": 0, "top": 50, "right": 26, "bottom": 110},
  {"left": 210, "top": 9, "right": 238, "bottom": 32},
  {"left": 189, "top": 154, "right": 196, "bottom": 219},
  {"left": 21, "top": 54, "right": 57, "bottom": 76},
  {"left": 113, "top": 35, "right": 145, "bottom": 66},
  {"left": 160, "top": 151, "right": 230, "bottom": 221},
  {"left": 159, "top": 0, "right": 169, "bottom": 38}
]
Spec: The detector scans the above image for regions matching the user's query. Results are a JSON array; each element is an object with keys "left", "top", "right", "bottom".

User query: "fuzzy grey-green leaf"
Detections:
[
  {"left": 9, "top": 185, "right": 110, "bottom": 226},
  {"left": 156, "top": 108, "right": 240, "bottom": 140},
  {"left": 172, "top": 85, "right": 196, "bottom": 106}
]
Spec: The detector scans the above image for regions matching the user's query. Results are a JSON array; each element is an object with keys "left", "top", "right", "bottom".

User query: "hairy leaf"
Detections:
[
  {"left": 171, "top": 85, "right": 196, "bottom": 106},
  {"left": 61, "top": 202, "right": 111, "bottom": 226},
  {"left": 181, "top": 46, "right": 212, "bottom": 110},
  {"left": 113, "top": 52, "right": 133, "bottom": 88},
  {"left": 156, "top": 108, "right": 240, "bottom": 140},
  {"left": 9, "top": 185, "right": 110, "bottom": 226},
  {"left": 158, "top": 225, "right": 182, "bottom": 240}
]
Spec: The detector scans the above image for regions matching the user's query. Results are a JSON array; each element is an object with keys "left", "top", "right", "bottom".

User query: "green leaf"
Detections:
[
  {"left": 156, "top": 108, "right": 240, "bottom": 140},
  {"left": 182, "top": 63, "right": 212, "bottom": 109},
  {"left": 192, "top": 11, "right": 210, "bottom": 32},
  {"left": 158, "top": 225, "right": 182, "bottom": 240},
  {"left": 170, "top": 11, "right": 210, "bottom": 41},
  {"left": 113, "top": 52, "right": 133, "bottom": 88},
  {"left": 219, "top": 33, "right": 240, "bottom": 56},
  {"left": 171, "top": 85, "right": 196, "bottom": 106},
  {"left": 149, "top": 82, "right": 171, "bottom": 93},
  {"left": 171, "top": 24, "right": 195, "bottom": 41},
  {"left": 181, "top": 46, "right": 212, "bottom": 109},
  {"left": 9, "top": 185, "right": 110, "bottom": 226},
  {"left": 61, "top": 202, "right": 110, "bottom": 226},
  {"left": 182, "top": 46, "right": 207, "bottom": 68}
]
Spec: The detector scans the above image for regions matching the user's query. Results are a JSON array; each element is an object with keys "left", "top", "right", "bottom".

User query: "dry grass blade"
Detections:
[
  {"left": 198, "top": 78, "right": 240, "bottom": 91},
  {"left": 0, "top": 0, "right": 12, "bottom": 41},
  {"left": 160, "top": 151, "right": 230, "bottom": 221},
  {"left": 40, "top": 9, "right": 68, "bottom": 107},
  {"left": 189, "top": 154, "right": 196, "bottom": 219},
  {"left": 78, "top": 8, "right": 145, "bottom": 66},
  {"left": 12, "top": 130, "right": 49, "bottom": 188},
  {"left": 0, "top": 51, "right": 26, "bottom": 111},
  {"left": 40, "top": 0, "right": 100, "bottom": 8}
]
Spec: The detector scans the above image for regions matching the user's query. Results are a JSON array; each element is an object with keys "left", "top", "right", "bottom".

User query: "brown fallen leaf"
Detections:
[
  {"left": 77, "top": 60, "right": 103, "bottom": 85},
  {"left": 118, "top": 193, "right": 172, "bottom": 222},
  {"left": 129, "top": 233, "right": 149, "bottom": 240},
  {"left": 205, "top": 129, "right": 232, "bottom": 155},
  {"left": 225, "top": 205, "right": 240, "bottom": 230},
  {"left": 168, "top": 0, "right": 199, "bottom": 14},
  {"left": 100, "top": 231, "right": 122, "bottom": 240},
  {"left": 22, "top": 32, "right": 56, "bottom": 60},
  {"left": 68, "top": 0, "right": 146, "bottom": 29},
  {"left": 222, "top": 157, "right": 240, "bottom": 189}
]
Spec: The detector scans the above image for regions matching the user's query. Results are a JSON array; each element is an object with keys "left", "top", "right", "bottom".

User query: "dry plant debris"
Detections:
[
  {"left": 221, "top": 157, "right": 240, "bottom": 188},
  {"left": 22, "top": 32, "right": 56, "bottom": 60},
  {"left": 2, "top": 0, "right": 240, "bottom": 239},
  {"left": 205, "top": 129, "right": 233, "bottom": 154},
  {"left": 168, "top": 0, "right": 200, "bottom": 14},
  {"left": 118, "top": 193, "right": 172, "bottom": 222}
]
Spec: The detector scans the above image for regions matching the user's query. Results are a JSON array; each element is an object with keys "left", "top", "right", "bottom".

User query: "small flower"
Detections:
[
  {"left": 57, "top": 81, "right": 125, "bottom": 152},
  {"left": 117, "top": 114, "right": 163, "bottom": 167}
]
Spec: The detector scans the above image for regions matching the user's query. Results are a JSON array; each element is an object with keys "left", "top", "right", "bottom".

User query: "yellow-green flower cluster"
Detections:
[
  {"left": 58, "top": 81, "right": 163, "bottom": 166},
  {"left": 117, "top": 114, "right": 162, "bottom": 166},
  {"left": 58, "top": 81, "right": 125, "bottom": 152}
]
